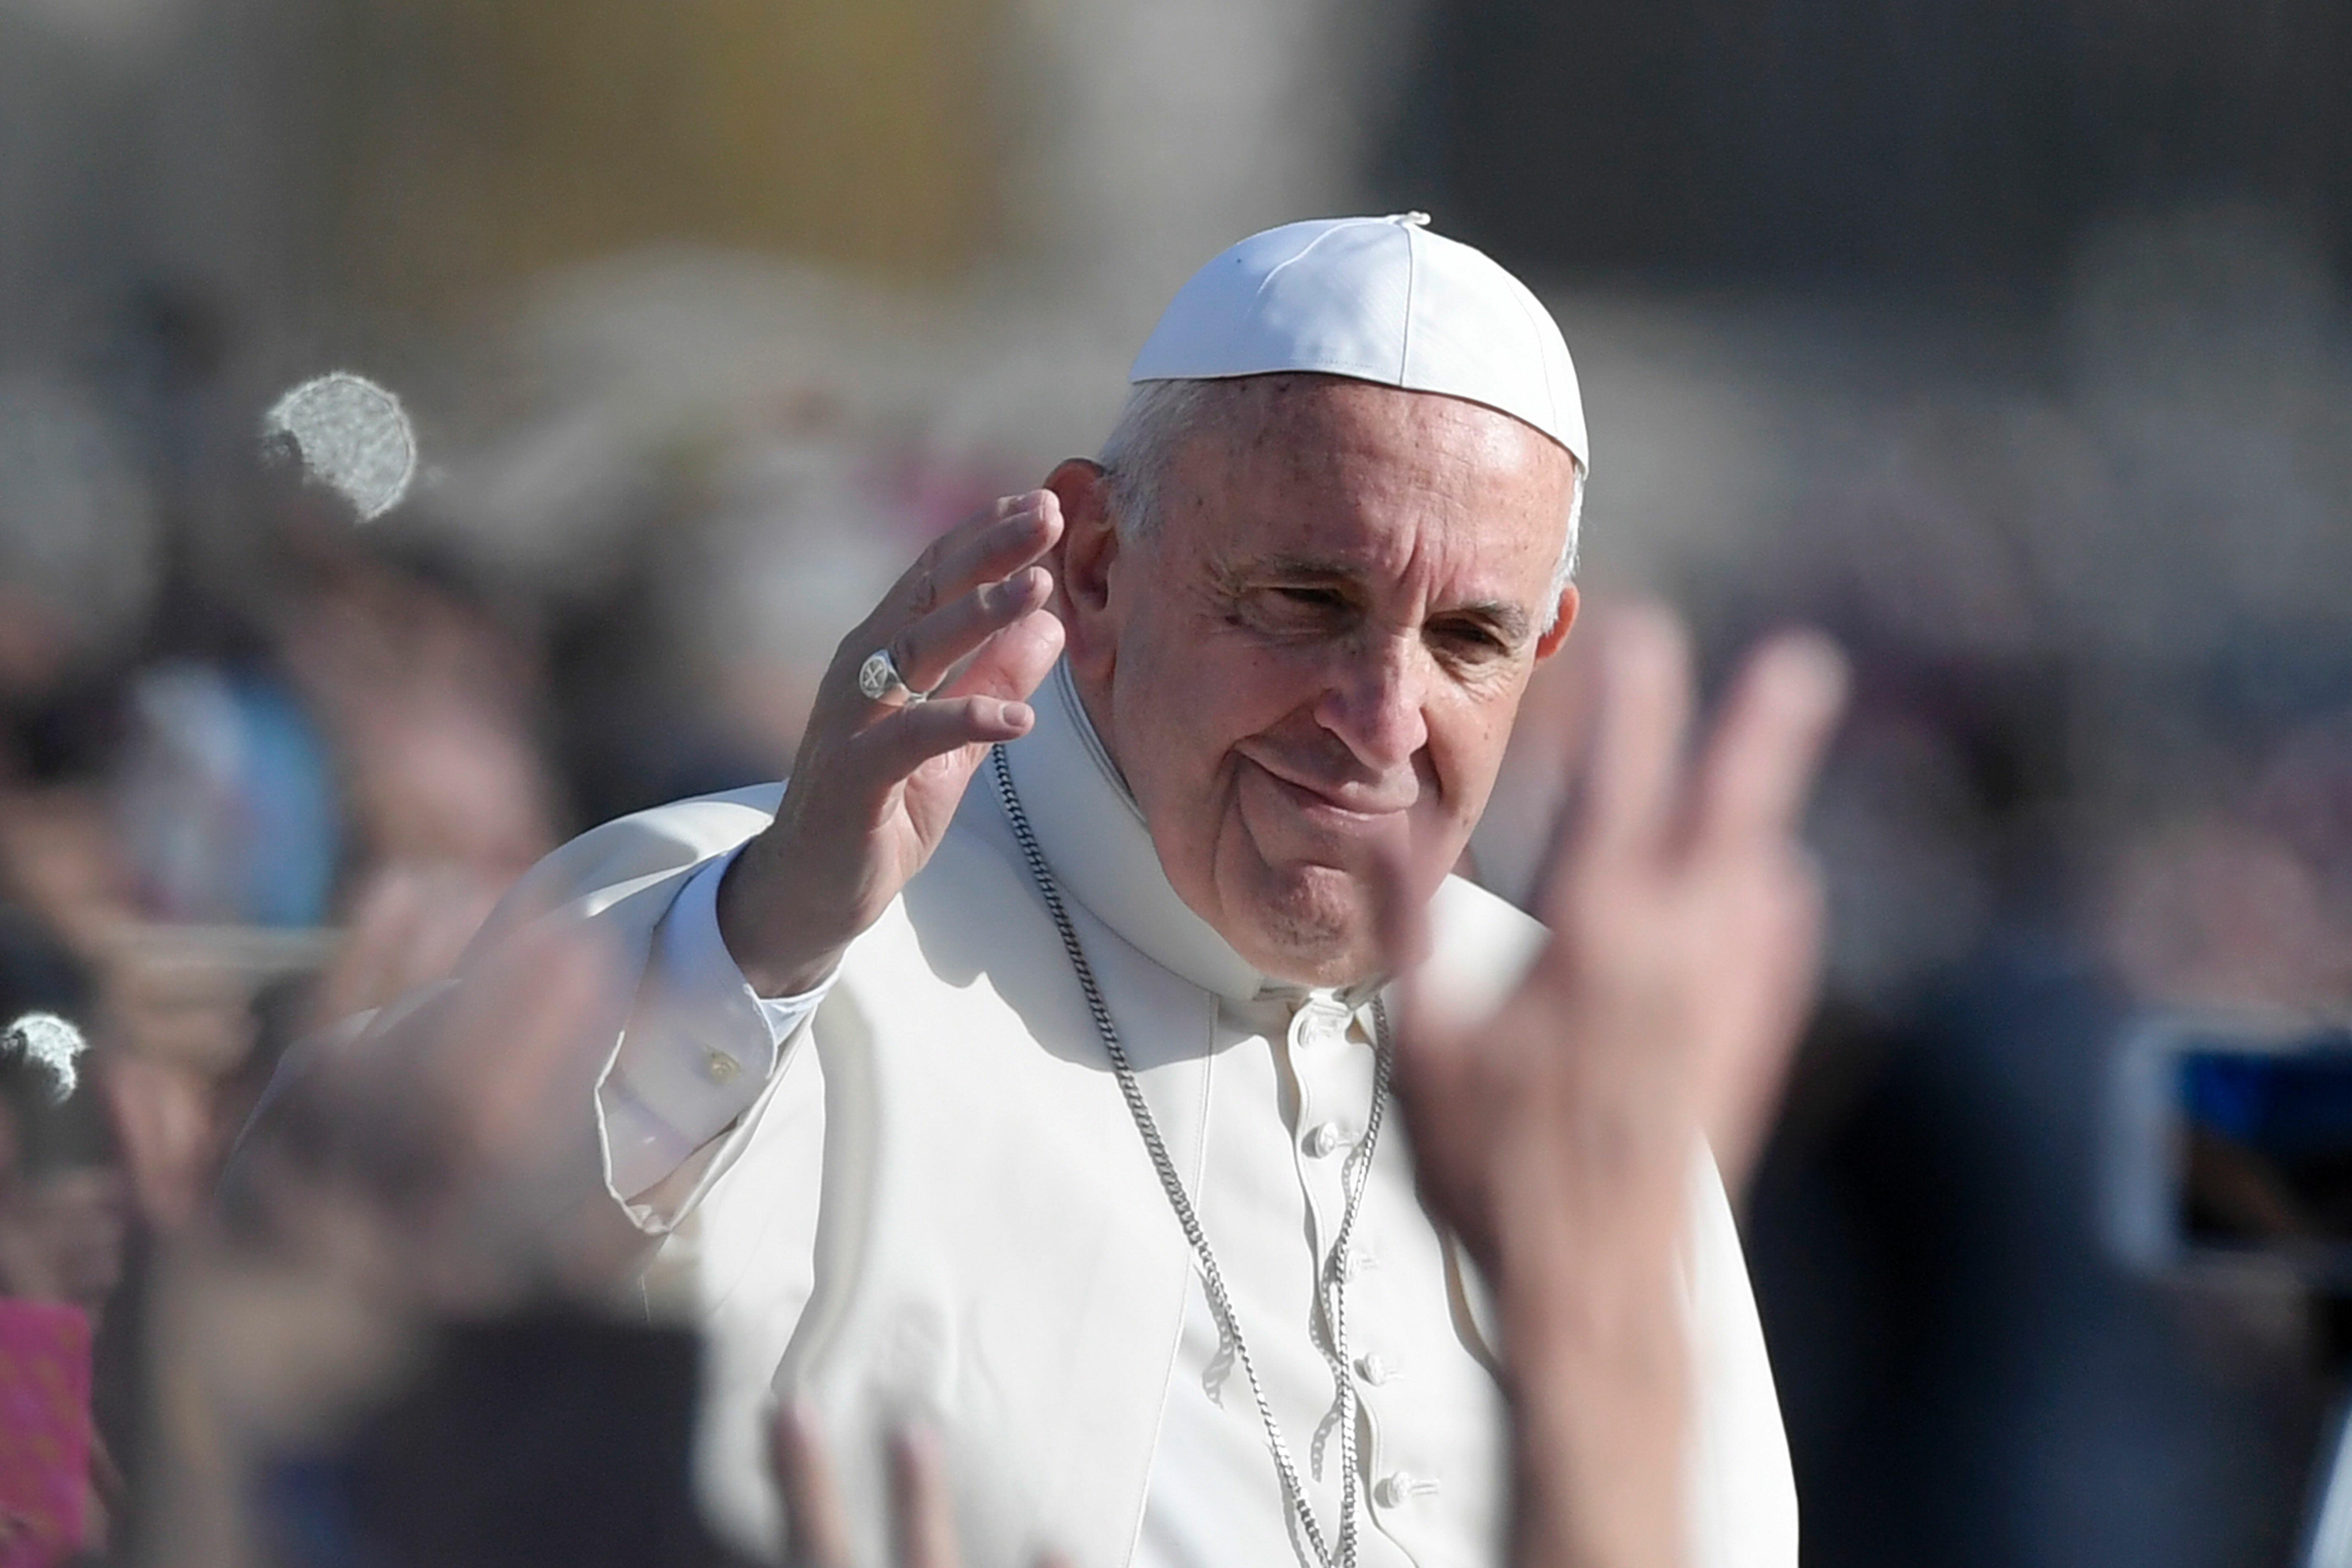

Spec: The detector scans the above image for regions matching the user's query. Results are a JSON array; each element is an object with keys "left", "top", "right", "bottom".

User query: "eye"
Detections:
[
  {"left": 1263, "top": 584, "right": 1353, "bottom": 619},
  {"left": 1430, "top": 619, "right": 1509, "bottom": 659}
]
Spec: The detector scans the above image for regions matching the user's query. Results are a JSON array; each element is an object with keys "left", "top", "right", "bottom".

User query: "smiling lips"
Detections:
[{"left": 1238, "top": 752, "right": 1418, "bottom": 828}]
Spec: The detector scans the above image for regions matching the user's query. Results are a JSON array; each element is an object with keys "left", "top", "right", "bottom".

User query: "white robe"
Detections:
[{"left": 444, "top": 660, "right": 1798, "bottom": 1568}]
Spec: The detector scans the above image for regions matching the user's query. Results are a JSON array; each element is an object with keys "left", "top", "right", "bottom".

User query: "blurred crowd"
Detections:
[
  {"left": 0, "top": 197, "right": 2345, "bottom": 1565},
  {"left": 3, "top": 0, "right": 2352, "bottom": 1555}
]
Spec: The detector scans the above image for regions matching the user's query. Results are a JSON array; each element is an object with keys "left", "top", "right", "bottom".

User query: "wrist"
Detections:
[
  {"left": 1501, "top": 1274, "right": 1688, "bottom": 1568},
  {"left": 1497, "top": 1250, "right": 1684, "bottom": 1413},
  {"left": 716, "top": 838, "right": 848, "bottom": 997}
]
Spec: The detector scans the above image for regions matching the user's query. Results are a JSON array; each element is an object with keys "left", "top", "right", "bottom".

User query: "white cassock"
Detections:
[{"left": 445, "top": 659, "right": 1797, "bottom": 1568}]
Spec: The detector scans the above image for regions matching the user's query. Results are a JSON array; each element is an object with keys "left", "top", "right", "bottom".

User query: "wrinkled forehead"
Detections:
[
  {"left": 1173, "top": 374, "right": 1574, "bottom": 560},
  {"left": 1209, "top": 372, "right": 1564, "bottom": 466}
]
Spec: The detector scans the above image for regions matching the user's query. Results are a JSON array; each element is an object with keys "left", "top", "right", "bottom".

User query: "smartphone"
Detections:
[{"left": 2107, "top": 1014, "right": 2352, "bottom": 1279}]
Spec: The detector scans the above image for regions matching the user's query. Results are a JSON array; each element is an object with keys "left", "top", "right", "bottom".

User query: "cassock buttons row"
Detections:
[
  {"left": 1292, "top": 1003, "right": 1350, "bottom": 1051},
  {"left": 1373, "top": 1472, "right": 1439, "bottom": 1508},
  {"left": 1304, "top": 1121, "right": 1351, "bottom": 1158}
]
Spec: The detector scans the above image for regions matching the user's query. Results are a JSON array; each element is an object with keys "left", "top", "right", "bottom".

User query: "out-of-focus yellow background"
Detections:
[{"left": 332, "top": 0, "right": 999, "bottom": 297}]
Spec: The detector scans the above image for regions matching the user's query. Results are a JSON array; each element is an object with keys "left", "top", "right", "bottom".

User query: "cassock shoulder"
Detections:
[
  {"left": 465, "top": 781, "right": 787, "bottom": 957},
  {"left": 1417, "top": 874, "right": 1549, "bottom": 1022}
]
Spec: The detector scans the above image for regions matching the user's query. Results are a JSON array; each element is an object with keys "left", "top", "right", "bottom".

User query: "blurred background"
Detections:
[{"left": 5, "top": 0, "right": 2352, "bottom": 1563}]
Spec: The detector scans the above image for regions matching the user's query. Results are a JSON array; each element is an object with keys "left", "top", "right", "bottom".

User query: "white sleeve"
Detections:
[{"left": 596, "top": 845, "right": 835, "bottom": 1200}]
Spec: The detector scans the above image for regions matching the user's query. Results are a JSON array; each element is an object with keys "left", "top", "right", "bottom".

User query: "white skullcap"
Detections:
[{"left": 1129, "top": 213, "right": 1588, "bottom": 468}]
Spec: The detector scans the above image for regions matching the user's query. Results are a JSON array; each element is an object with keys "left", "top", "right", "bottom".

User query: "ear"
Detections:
[
  {"left": 1046, "top": 457, "right": 1122, "bottom": 679},
  {"left": 1533, "top": 584, "right": 1581, "bottom": 662}
]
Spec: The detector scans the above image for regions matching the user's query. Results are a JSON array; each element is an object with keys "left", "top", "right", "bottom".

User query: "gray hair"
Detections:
[{"left": 1096, "top": 378, "right": 1584, "bottom": 633}]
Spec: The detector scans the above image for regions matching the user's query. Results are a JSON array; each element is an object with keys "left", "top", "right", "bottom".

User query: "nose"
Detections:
[{"left": 1313, "top": 634, "right": 1429, "bottom": 774}]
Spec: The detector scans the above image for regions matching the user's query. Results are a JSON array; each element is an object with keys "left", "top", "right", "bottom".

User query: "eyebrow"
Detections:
[{"left": 1234, "top": 553, "right": 1536, "bottom": 645}]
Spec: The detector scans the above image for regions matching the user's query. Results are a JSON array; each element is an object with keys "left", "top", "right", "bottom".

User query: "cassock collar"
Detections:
[{"left": 999, "top": 660, "right": 1274, "bottom": 1006}]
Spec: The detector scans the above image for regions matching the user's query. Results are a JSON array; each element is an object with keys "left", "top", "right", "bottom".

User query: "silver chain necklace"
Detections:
[{"left": 989, "top": 744, "right": 1393, "bottom": 1568}]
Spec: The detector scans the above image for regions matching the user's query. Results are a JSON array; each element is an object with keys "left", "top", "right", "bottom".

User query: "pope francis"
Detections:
[{"left": 381, "top": 216, "right": 1805, "bottom": 1568}]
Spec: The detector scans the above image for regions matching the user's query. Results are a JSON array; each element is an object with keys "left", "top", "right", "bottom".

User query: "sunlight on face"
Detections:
[{"left": 1094, "top": 377, "right": 1578, "bottom": 985}]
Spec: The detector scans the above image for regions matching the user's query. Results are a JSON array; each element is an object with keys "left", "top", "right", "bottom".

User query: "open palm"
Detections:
[{"left": 719, "top": 492, "right": 1067, "bottom": 996}]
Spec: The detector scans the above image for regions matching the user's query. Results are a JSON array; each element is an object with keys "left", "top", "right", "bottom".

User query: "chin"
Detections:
[{"left": 1231, "top": 862, "right": 1380, "bottom": 987}]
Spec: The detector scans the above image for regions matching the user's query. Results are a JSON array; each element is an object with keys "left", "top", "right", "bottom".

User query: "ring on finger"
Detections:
[{"left": 857, "top": 645, "right": 929, "bottom": 706}]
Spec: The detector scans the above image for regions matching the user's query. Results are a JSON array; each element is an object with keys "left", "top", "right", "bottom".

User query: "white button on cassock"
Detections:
[
  {"left": 1355, "top": 1353, "right": 1396, "bottom": 1386},
  {"left": 1304, "top": 1121, "right": 1349, "bottom": 1158},
  {"left": 1373, "top": 1473, "right": 1435, "bottom": 1508}
]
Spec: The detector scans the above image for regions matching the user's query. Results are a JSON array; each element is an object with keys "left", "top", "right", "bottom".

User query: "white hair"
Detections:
[{"left": 1097, "top": 377, "right": 1584, "bottom": 632}]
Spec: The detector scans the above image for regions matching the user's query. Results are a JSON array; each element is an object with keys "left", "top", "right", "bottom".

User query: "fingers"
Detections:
[
  {"left": 1700, "top": 856, "right": 1825, "bottom": 1192},
  {"left": 314, "top": 865, "right": 504, "bottom": 1026},
  {"left": 891, "top": 566, "right": 1056, "bottom": 695},
  {"left": 818, "top": 493, "right": 1062, "bottom": 733},
  {"left": 1369, "top": 833, "right": 1480, "bottom": 1200},
  {"left": 879, "top": 492, "right": 1062, "bottom": 635},
  {"left": 1368, "top": 840, "right": 1432, "bottom": 988},
  {"left": 939, "top": 603, "right": 1067, "bottom": 707},
  {"left": 892, "top": 1425, "right": 963, "bottom": 1568},
  {"left": 1688, "top": 630, "right": 1848, "bottom": 858},
  {"left": 311, "top": 868, "right": 434, "bottom": 1027},
  {"left": 853, "top": 693, "right": 1044, "bottom": 786},
  {"left": 775, "top": 1402, "right": 857, "bottom": 1568},
  {"left": 1559, "top": 607, "right": 1694, "bottom": 895},
  {"left": 771, "top": 1409, "right": 985, "bottom": 1568}
]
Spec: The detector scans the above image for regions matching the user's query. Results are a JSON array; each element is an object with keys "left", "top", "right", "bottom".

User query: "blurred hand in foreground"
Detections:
[
  {"left": 770, "top": 1406, "right": 1068, "bottom": 1568},
  {"left": 756, "top": 608, "right": 1845, "bottom": 1568},
  {"left": 283, "top": 566, "right": 563, "bottom": 879},
  {"left": 307, "top": 862, "right": 513, "bottom": 1030},
  {"left": 1385, "top": 607, "right": 1848, "bottom": 1568},
  {"left": 149, "top": 899, "right": 644, "bottom": 1568},
  {"left": 719, "top": 492, "right": 1066, "bottom": 996},
  {"left": 226, "top": 910, "right": 637, "bottom": 1313}
]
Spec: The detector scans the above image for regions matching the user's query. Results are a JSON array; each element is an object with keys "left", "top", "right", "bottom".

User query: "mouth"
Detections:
[{"left": 1235, "top": 752, "right": 1416, "bottom": 832}]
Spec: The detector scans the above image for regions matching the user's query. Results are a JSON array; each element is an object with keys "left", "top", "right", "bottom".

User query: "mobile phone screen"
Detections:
[{"left": 2179, "top": 1042, "right": 2352, "bottom": 1253}]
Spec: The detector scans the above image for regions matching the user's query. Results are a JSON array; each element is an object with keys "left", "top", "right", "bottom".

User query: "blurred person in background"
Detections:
[
  {"left": 246, "top": 215, "right": 1831, "bottom": 1568},
  {"left": 0, "top": 985, "right": 131, "bottom": 1561},
  {"left": 0, "top": 991, "right": 126, "bottom": 1334},
  {"left": 0, "top": 328, "right": 585, "bottom": 1568},
  {"left": 0, "top": 373, "right": 161, "bottom": 961},
  {"left": 1739, "top": 649, "right": 2344, "bottom": 1568}
]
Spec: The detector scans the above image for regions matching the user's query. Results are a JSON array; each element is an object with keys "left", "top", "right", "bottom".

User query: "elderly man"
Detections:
[{"left": 390, "top": 216, "right": 1812, "bottom": 1568}]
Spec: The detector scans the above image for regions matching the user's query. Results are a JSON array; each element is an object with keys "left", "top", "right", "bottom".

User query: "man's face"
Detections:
[{"left": 1060, "top": 376, "right": 1579, "bottom": 986}]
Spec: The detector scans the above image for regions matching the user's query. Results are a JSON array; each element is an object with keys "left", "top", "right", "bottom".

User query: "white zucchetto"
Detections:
[{"left": 1128, "top": 212, "right": 1590, "bottom": 468}]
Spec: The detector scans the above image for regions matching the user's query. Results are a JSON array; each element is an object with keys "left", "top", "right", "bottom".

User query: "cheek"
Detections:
[
  {"left": 1120, "top": 614, "right": 1311, "bottom": 766},
  {"left": 1425, "top": 694, "right": 1522, "bottom": 820},
  {"left": 1107, "top": 624, "right": 1239, "bottom": 847}
]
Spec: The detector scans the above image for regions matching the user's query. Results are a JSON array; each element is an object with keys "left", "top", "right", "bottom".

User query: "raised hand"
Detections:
[
  {"left": 719, "top": 492, "right": 1067, "bottom": 996},
  {"left": 225, "top": 915, "right": 639, "bottom": 1311},
  {"left": 1382, "top": 606, "right": 1847, "bottom": 1568},
  {"left": 771, "top": 1405, "right": 1070, "bottom": 1568}
]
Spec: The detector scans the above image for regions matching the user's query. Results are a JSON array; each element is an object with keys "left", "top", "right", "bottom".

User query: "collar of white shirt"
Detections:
[{"left": 999, "top": 660, "right": 1280, "bottom": 1006}]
